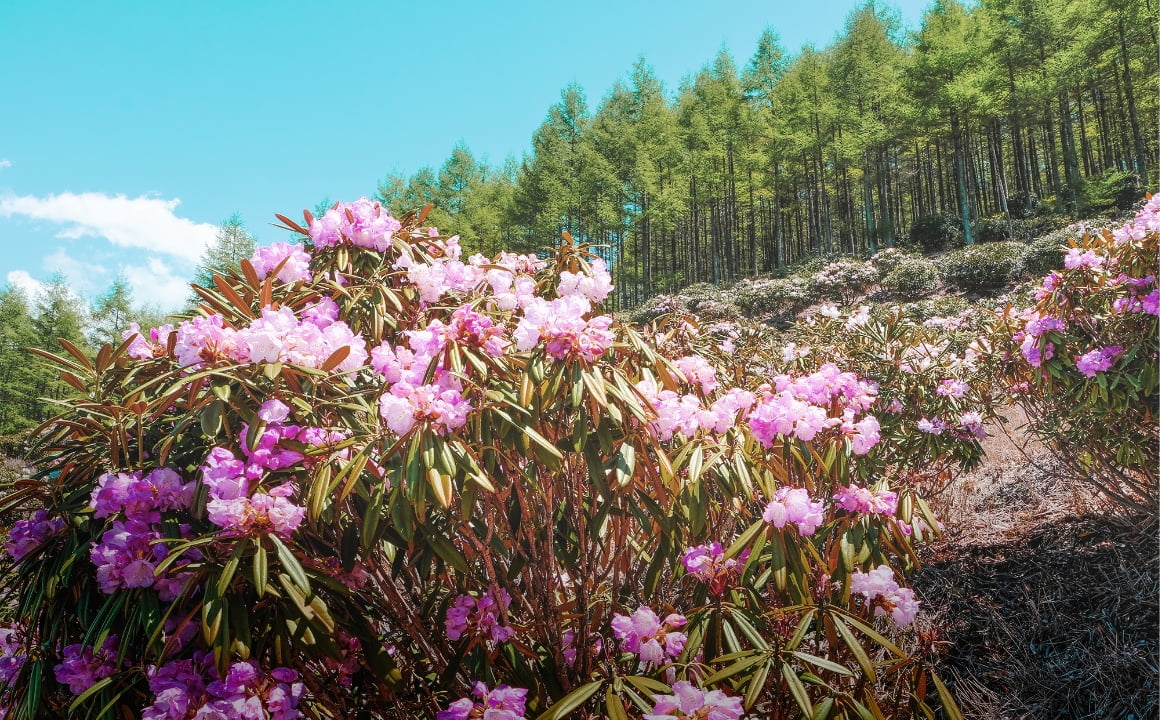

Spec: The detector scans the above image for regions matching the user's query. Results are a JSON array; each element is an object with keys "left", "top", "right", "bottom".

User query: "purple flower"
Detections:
[
  {"left": 611, "top": 606, "right": 687, "bottom": 667},
  {"left": 249, "top": 243, "right": 312, "bottom": 284},
  {"left": 1075, "top": 346, "right": 1123, "bottom": 377},
  {"left": 438, "top": 682, "right": 528, "bottom": 720},
  {"left": 762, "top": 487, "right": 825, "bottom": 536},
  {"left": 681, "top": 542, "right": 747, "bottom": 596},
  {"left": 644, "top": 680, "right": 746, "bottom": 720},
  {"left": 5, "top": 509, "right": 64, "bottom": 561},
  {"left": 445, "top": 588, "right": 516, "bottom": 645},
  {"left": 55, "top": 636, "right": 120, "bottom": 695}
]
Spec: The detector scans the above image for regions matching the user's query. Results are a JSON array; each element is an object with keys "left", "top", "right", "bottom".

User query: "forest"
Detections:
[{"left": 378, "top": 0, "right": 1157, "bottom": 307}]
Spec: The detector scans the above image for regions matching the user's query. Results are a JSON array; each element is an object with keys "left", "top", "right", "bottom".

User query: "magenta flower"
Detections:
[
  {"left": 55, "top": 636, "right": 120, "bottom": 695},
  {"left": 611, "top": 606, "right": 687, "bottom": 667},
  {"left": 681, "top": 542, "right": 748, "bottom": 596},
  {"left": 437, "top": 682, "right": 528, "bottom": 720},
  {"left": 644, "top": 680, "right": 746, "bottom": 720},
  {"left": 834, "top": 485, "right": 897, "bottom": 517},
  {"left": 0, "top": 625, "right": 28, "bottom": 686},
  {"left": 445, "top": 588, "right": 516, "bottom": 646},
  {"left": 5, "top": 509, "right": 65, "bottom": 561},
  {"left": 763, "top": 487, "right": 825, "bottom": 536},
  {"left": 249, "top": 242, "right": 312, "bottom": 284},
  {"left": 1075, "top": 346, "right": 1123, "bottom": 377},
  {"left": 850, "top": 566, "right": 920, "bottom": 627}
]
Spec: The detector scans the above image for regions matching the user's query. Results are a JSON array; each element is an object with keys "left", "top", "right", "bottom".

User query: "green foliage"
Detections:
[
  {"left": 1081, "top": 168, "right": 1143, "bottom": 214},
  {"left": 938, "top": 241, "right": 1025, "bottom": 291},
  {"left": 192, "top": 213, "right": 257, "bottom": 291},
  {"left": 882, "top": 257, "right": 941, "bottom": 299},
  {"left": 910, "top": 214, "right": 964, "bottom": 253},
  {"left": 733, "top": 276, "right": 815, "bottom": 318}
]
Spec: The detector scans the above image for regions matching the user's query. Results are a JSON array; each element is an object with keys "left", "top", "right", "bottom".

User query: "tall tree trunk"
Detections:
[
  {"left": 1118, "top": 18, "right": 1148, "bottom": 178},
  {"left": 951, "top": 112, "right": 974, "bottom": 245}
]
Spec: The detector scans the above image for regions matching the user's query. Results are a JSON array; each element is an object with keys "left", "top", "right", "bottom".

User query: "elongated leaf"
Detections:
[
  {"left": 832, "top": 614, "right": 876, "bottom": 683},
  {"left": 536, "top": 680, "right": 603, "bottom": 720},
  {"left": 792, "top": 650, "right": 853, "bottom": 677},
  {"left": 782, "top": 662, "right": 813, "bottom": 716}
]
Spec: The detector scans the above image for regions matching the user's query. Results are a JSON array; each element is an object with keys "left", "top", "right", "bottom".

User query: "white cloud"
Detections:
[
  {"left": 6, "top": 270, "right": 44, "bottom": 300},
  {"left": 0, "top": 159, "right": 11, "bottom": 170},
  {"left": 0, "top": 191, "right": 215, "bottom": 263},
  {"left": 122, "top": 257, "right": 193, "bottom": 310},
  {"left": 44, "top": 248, "right": 109, "bottom": 298}
]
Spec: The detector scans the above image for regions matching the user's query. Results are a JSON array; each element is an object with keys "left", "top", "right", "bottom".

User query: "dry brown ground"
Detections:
[{"left": 914, "top": 407, "right": 1159, "bottom": 719}]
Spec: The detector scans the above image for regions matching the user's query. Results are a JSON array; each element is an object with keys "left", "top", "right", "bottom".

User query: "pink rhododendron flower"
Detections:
[
  {"left": 644, "top": 680, "right": 746, "bottom": 720},
  {"left": 1075, "top": 346, "right": 1123, "bottom": 377},
  {"left": 675, "top": 355, "right": 718, "bottom": 394},
  {"left": 437, "top": 682, "right": 527, "bottom": 720},
  {"left": 0, "top": 625, "right": 27, "bottom": 687},
  {"left": 143, "top": 654, "right": 304, "bottom": 720},
  {"left": 958, "top": 411, "right": 987, "bottom": 439},
  {"left": 5, "top": 509, "right": 65, "bottom": 561},
  {"left": 762, "top": 487, "right": 825, "bottom": 535},
  {"left": 1063, "top": 248, "right": 1104, "bottom": 270},
  {"left": 834, "top": 484, "right": 898, "bottom": 516},
  {"left": 611, "top": 606, "right": 687, "bottom": 667},
  {"left": 850, "top": 565, "right": 920, "bottom": 627},
  {"left": 55, "top": 636, "right": 120, "bottom": 695},
  {"left": 682, "top": 542, "right": 748, "bottom": 596},
  {"left": 557, "top": 258, "right": 613, "bottom": 303},
  {"left": 249, "top": 242, "right": 312, "bottom": 284},
  {"left": 309, "top": 197, "right": 401, "bottom": 251},
  {"left": 445, "top": 587, "right": 516, "bottom": 645}
]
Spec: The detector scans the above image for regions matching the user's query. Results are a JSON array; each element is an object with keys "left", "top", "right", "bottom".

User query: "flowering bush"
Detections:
[
  {"left": 986, "top": 194, "right": 1159, "bottom": 518},
  {"left": 732, "top": 276, "right": 815, "bottom": 318},
  {"left": 938, "top": 241, "right": 1025, "bottom": 292},
  {"left": 881, "top": 257, "right": 940, "bottom": 300},
  {"left": 1, "top": 199, "right": 965, "bottom": 718},
  {"left": 812, "top": 259, "right": 879, "bottom": 304}
]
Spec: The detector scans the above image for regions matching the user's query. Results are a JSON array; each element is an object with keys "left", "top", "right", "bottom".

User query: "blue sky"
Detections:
[{"left": 0, "top": 0, "right": 930, "bottom": 310}]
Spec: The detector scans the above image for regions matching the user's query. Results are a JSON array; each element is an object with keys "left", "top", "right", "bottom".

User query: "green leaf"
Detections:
[
  {"left": 930, "top": 669, "right": 965, "bottom": 720},
  {"left": 536, "top": 680, "right": 603, "bottom": 720},
  {"left": 791, "top": 650, "right": 853, "bottom": 676},
  {"left": 701, "top": 653, "right": 764, "bottom": 685},
  {"left": 269, "top": 534, "right": 310, "bottom": 597},
  {"left": 832, "top": 614, "right": 876, "bottom": 683},
  {"left": 782, "top": 662, "right": 814, "bottom": 716}
]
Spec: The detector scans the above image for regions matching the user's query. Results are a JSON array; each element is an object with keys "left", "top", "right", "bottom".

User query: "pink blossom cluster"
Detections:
[
  {"left": 1063, "top": 248, "right": 1105, "bottom": 270},
  {"left": 747, "top": 365, "right": 877, "bottom": 449},
  {"left": 644, "top": 680, "right": 746, "bottom": 720},
  {"left": 0, "top": 626, "right": 26, "bottom": 687},
  {"left": 839, "top": 410, "right": 882, "bottom": 455},
  {"left": 1018, "top": 313, "right": 1066, "bottom": 367},
  {"left": 611, "top": 606, "right": 688, "bottom": 667},
  {"left": 199, "top": 447, "right": 305, "bottom": 537},
  {"left": 958, "top": 411, "right": 987, "bottom": 440},
  {"left": 438, "top": 682, "right": 527, "bottom": 720},
  {"left": 561, "top": 629, "right": 603, "bottom": 667},
  {"left": 55, "top": 636, "right": 120, "bottom": 695},
  {"left": 475, "top": 251, "right": 543, "bottom": 311},
  {"left": 834, "top": 484, "right": 898, "bottom": 516},
  {"left": 849, "top": 565, "right": 920, "bottom": 627},
  {"left": 123, "top": 322, "right": 176, "bottom": 360},
  {"left": 396, "top": 234, "right": 485, "bottom": 303},
  {"left": 249, "top": 242, "right": 312, "bottom": 284},
  {"left": 682, "top": 542, "right": 748, "bottom": 596},
  {"left": 1111, "top": 194, "right": 1160, "bottom": 244},
  {"left": 514, "top": 295, "right": 615, "bottom": 362},
  {"left": 319, "top": 631, "right": 363, "bottom": 688},
  {"left": 1075, "top": 345, "right": 1123, "bottom": 377},
  {"left": 308, "top": 197, "right": 402, "bottom": 251},
  {"left": 373, "top": 319, "right": 474, "bottom": 437},
  {"left": 88, "top": 468, "right": 197, "bottom": 597},
  {"left": 4, "top": 509, "right": 64, "bottom": 561},
  {"left": 445, "top": 587, "right": 516, "bottom": 645},
  {"left": 234, "top": 305, "right": 368, "bottom": 372},
  {"left": 557, "top": 258, "right": 614, "bottom": 303},
  {"left": 674, "top": 355, "right": 718, "bottom": 394},
  {"left": 143, "top": 654, "right": 303, "bottom": 720},
  {"left": 635, "top": 381, "right": 756, "bottom": 440},
  {"left": 935, "top": 379, "right": 969, "bottom": 398},
  {"left": 164, "top": 301, "right": 367, "bottom": 372},
  {"left": 763, "top": 487, "right": 825, "bottom": 536}
]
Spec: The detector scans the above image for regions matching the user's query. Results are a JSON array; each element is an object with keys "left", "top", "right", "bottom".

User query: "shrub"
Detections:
[
  {"left": 972, "top": 215, "right": 1039, "bottom": 244},
  {"left": 1081, "top": 168, "right": 1142, "bottom": 214},
  {"left": 910, "top": 213, "right": 963, "bottom": 252},
  {"left": 869, "top": 247, "right": 919, "bottom": 279},
  {"left": 939, "top": 241, "right": 1025, "bottom": 292},
  {"left": 812, "top": 259, "right": 878, "bottom": 304},
  {"left": 985, "top": 194, "right": 1159, "bottom": 519},
  {"left": 882, "top": 256, "right": 940, "bottom": 299},
  {"left": 0, "top": 199, "right": 964, "bottom": 719},
  {"left": 732, "top": 276, "right": 815, "bottom": 318}
]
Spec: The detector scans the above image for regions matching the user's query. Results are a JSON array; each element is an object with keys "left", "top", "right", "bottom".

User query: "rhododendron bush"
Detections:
[
  {"left": 987, "top": 194, "right": 1159, "bottom": 519},
  {"left": 0, "top": 199, "right": 971, "bottom": 719}
]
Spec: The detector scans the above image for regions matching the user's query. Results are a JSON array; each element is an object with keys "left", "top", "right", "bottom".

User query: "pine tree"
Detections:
[{"left": 193, "top": 214, "right": 257, "bottom": 289}]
